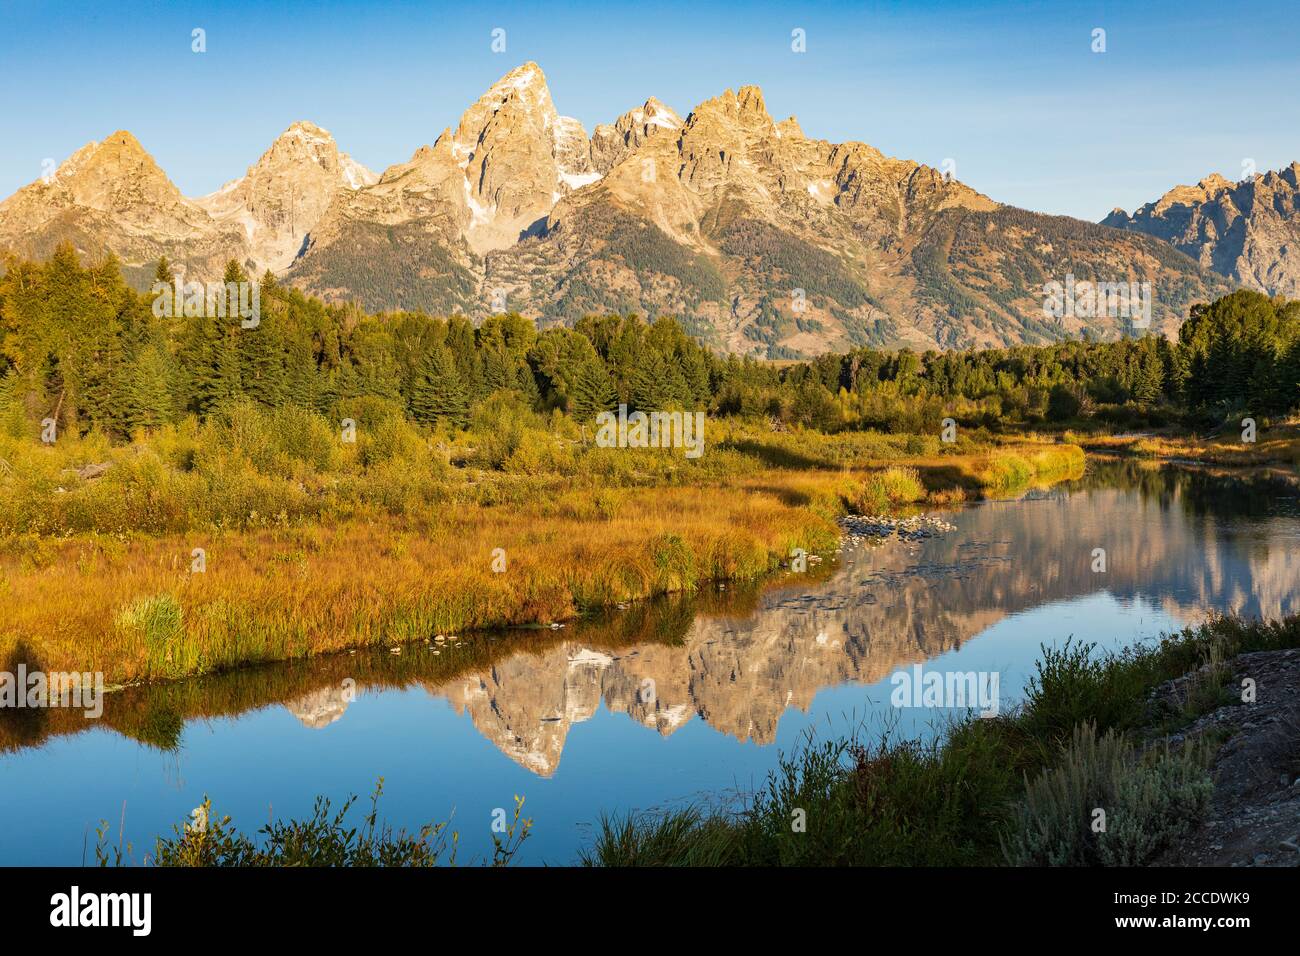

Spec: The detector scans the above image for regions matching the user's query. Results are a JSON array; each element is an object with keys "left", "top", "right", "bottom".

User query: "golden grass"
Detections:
[
  {"left": 0, "top": 439, "right": 1085, "bottom": 686},
  {"left": 0, "top": 472, "right": 850, "bottom": 683},
  {"left": 857, "top": 442, "right": 1085, "bottom": 499},
  {"left": 1080, "top": 420, "right": 1300, "bottom": 469}
]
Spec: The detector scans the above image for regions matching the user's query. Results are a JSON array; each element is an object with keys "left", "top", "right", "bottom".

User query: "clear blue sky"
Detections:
[{"left": 2, "top": 0, "right": 1297, "bottom": 221}]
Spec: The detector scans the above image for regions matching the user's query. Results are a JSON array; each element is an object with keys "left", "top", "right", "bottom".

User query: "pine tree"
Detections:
[
  {"left": 212, "top": 327, "right": 243, "bottom": 410},
  {"left": 569, "top": 357, "right": 617, "bottom": 421},
  {"left": 239, "top": 312, "right": 286, "bottom": 408},
  {"left": 1132, "top": 350, "right": 1164, "bottom": 405},
  {"left": 127, "top": 343, "right": 175, "bottom": 430},
  {"left": 154, "top": 256, "right": 175, "bottom": 286},
  {"left": 409, "top": 344, "right": 468, "bottom": 426},
  {"left": 629, "top": 348, "right": 672, "bottom": 411}
]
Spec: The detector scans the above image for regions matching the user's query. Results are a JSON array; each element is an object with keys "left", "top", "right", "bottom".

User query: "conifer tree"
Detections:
[
  {"left": 127, "top": 343, "right": 175, "bottom": 430},
  {"left": 154, "top": 256, "right": 175, "bottom": 287},
  {"left": 569, "top": 356, "right": 617, "bottom": 420},
  {"left": 409, "top": 344, "right": 468, "bottom": 426}
]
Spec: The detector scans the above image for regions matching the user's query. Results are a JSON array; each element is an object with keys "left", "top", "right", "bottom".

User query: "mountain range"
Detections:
[
  {"left": 5, "top": 61, "right": 1293, "bottom": 357},
  {"left": 1102, "top": 165, "right": 1300, "bottom": 299}
]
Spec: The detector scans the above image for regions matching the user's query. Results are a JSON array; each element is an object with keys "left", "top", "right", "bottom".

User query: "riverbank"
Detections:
[
  {"left": 1154, "top": 647, "right": 1300, "bottom": 867},
  {"left": 579, "top": 615, "right": 1300, "bottom": 867},
  {"left": 0, "top": 441, "right": 1084, "bottom": 685},
  {"left": 1075, "top": 419, "right": 1300, "bottom": 469}
]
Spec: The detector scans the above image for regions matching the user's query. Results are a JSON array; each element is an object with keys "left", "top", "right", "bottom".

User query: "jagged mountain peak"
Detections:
[
  {"left": 1103, "top": 160, "right": 1300, "bottom": 298},
  {"left": 490, "top": 60, "right": 548, "bottom": 94},
  {"left": 453, "top": 61, "right": 558, "bottom": 161},
  {"left": 48, "top": 130, "right": 169, "bottom": 189},
  {"left": 688, "top": 84, "right": 776, "bottom": 130},
  {"left": 641, "top": 96, "right": 679, "bottom": 122},
  {"left": 589, "top": 96, "right": 683, "bottom": 174},
  {"left": 12, "top": 129, "right": 188, "bottom": 217},
  {"left": 189, "top": 119, "right": 379, "bottom": 274}
]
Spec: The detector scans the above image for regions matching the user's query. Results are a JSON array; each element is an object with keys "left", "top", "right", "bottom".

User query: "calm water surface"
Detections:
[{"left": 2, "top": 460, "right": 1297, "bottom": 864}]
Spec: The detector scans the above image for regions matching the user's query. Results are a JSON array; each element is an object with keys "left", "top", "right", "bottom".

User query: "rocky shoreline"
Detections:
[
  {"left": 839, "top": 513, "right": 957, "bottom": 544},
  {"left": 1155, "top": 649, "right": 1300, "bottom": 868}
]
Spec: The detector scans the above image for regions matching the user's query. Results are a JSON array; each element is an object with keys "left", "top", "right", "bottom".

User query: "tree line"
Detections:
[{"left": 1, "top": 246, "right": 1295, "bottom": 441}]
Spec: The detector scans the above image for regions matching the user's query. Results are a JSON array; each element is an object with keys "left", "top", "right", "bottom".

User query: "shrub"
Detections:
[
  {"left": 1002, "top": 722, "right": 1211, "bottom": 866},
  {"left": 848, "top": 467, "right": 925, "bottom": 514},
  {"left": 100, "top": 782, "right": 531, "bottom": 867},
  {"left": 1020, "top": 639, "right": 1149, "bottom": 742}
]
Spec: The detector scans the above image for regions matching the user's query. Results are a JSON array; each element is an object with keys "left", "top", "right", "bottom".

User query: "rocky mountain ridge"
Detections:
[
  {"left": 0, "top": 62, "right": 1242, "bottom": 355},
  {"left": 1102, "top": 163, "right": 1300, "bottom": 299}
]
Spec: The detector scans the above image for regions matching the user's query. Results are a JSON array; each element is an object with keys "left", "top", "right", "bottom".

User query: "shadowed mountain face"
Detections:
[
  {"left": 1102, "top": 164, "right": 1300, "bottom": 298},
  {"left": 0, "top": 64, "right": 1234, "bottom": 356}
]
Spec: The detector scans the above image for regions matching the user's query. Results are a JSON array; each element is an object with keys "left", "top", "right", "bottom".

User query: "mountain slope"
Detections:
[{"left": 1102, "top": 163, "right": 1300, "bottom": 298}]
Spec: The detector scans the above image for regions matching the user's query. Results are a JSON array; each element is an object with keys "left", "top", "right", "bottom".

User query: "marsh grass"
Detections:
[
  {"left": 0, "top": 397, "right": 1082, "bottom": 684},
  {"left": 1081, "top": 420, "right": 1299, "bottom": 468}
]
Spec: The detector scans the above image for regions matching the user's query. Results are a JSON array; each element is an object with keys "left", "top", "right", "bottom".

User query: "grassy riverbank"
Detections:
[
  {"left": 580, "top": 615, "right": 1300, "bottom": 867},
  {"left": 0, "top": 411, "right": 1083, "bottom": 684},
  {"left": 1075, "top": 418, "right": 1300, "bottom": 468}
]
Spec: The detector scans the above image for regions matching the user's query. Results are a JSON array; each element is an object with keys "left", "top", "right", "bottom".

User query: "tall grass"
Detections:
[{"left": 0, "top": 473, "right": 844, "bottom": 682}]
